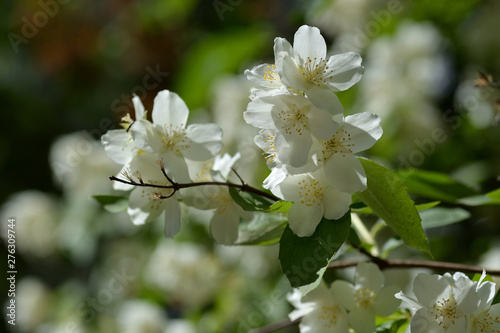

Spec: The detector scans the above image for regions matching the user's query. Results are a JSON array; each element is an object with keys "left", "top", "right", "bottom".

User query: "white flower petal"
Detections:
[
  {"left": 307, "top": 106, "right": 339, "bottom": 140},
  {"left": 321, "top": 187, "right": 351, "bottom": 220},
  {"left": 331, "top": 280, "right": 356, "bottom": 311},
  {"left": 184, "top": 123, "right": 223, "bottom": 161},
  {"left": 324, "top": 154, "right": 367, "bottom": 194},
  {"left": 151, "top": 90, "right": 189, "bottom": 129},
  {"left": 158, "top": 151, "right": 190, "bottom": 183},
  {"left": 164, "top": 197, "right": 181, "bottom": 237},
  {"left": 127, "top": 188, "right": 165, "bottom": 225},
  {"left": 244, "top": 63, "right": 282, "bottom": 89},
  {"left": 323, "top": 52, "right": 364, "bottom": 92},
  {"left": 373, "top": 285, "right": 402, "bottom": 317},
  {"left": 132, "top": 95, "right": 146, "bottom": 120},
  {"left": 412, "top": 273, "right": 451, "bottom": 308},
  {"left": 210, "top": 208, "right": 240, "bottom": 245},
  {"left": 305, "top": 86, "right": 345, "bottom": 115},
  {"left": 347, "top": 308, "right": 376, "bottom": 333},
  {"left": 293, "top": 25, "right": 327, "bottom": 62},
  {"left": 277, "top": 132, "right": 312, "bottom": 168},
  {"left": 343, "top": 112, "right": 383, "bottom": 153},
  {"left": 279, "top": 54, "right": 310, "bottom": 91},
  {"left": 101, "top": 129, "right": 135, "bottom": 165},
  {"left": 273, "top": 37, "right": 293, "bottom": 63},
  {"left": 244, "top": 97, "right": 275, "bottom": 129},
  {"left": 287, "top": 203, "right": 323, "bottom": 237},
  {"left": 356, "top": 262, "right": 384, "bottom": 292},
  {"left": 130, "top": 119, "right": 161, "bottom": 153}
]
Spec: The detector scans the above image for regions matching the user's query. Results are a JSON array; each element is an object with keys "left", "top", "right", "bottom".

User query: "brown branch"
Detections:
[
  {"left": 109, "top": 176, "right": 281, "bottom": 202},
  {"left": 328, "top": 259, "right": 500, "bottom": 276}
]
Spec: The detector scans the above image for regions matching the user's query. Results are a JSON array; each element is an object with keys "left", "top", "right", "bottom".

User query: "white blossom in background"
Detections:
[
  {"left": 130, "top": 90, "right": 223, "bottom": 182},
  {"left": 288, "top": 283, "right": 349, "bottom": 333},
  {"left": 330, "top": 262, "right": 401, "bottom": 333},
  {"left": 395, "top": 271, "right": 498, "bottom": 333},
  {"left": 271, "top": 170, "right": 351, "bottom": 237},
  {"left": 358, "top": 21, "right": 448, "bottom": 135},
  {"left": 116, "top": 300, "right": 168, "bottom": 333},
  {"left": 0, "top": 191, "right": 59, "bottom": 258},
  {"left": 15, "top": 278, "right": 52, "bottom": 332},
  {"left": 50, "top": 132, "right": 120, "bottom": 197},
  {"left": 144, "top": 240, "right": 222, "bottom": 309}
]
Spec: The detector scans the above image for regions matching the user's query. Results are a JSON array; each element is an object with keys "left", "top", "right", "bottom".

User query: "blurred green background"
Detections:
[{"left": 1, "top": 0, "right": 500, "bottom": 332}]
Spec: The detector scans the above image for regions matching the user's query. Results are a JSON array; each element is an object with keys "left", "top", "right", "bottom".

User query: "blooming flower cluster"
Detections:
[
  {"left": 288, "top": 262, "right": 401, "bottom": 333},
  {"left": 396, "top": 271, "right": 500, "bottom": 333},
  {"left": 101, "top": 90, "right": 251, "bottom": 244},
  {"left": 244, "top": 25, "right": 383, "bottom": 237}
]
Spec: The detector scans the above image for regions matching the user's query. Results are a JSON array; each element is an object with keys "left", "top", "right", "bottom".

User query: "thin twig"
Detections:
[{"left": 109, "top": 176, "right": 281, "bottom": 202}]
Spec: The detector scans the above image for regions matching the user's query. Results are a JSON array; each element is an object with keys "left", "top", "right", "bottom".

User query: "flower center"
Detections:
[
  {"left": 319, "top": 129, "right": 354, "bottom": 162},
  {"left": 277, "top": 103, "right": 309, "bottom": 136},
  {"left": 300, "top": 57, "right": 334, "bottom": 87},
  {"left": 160, "top": 124, "right": 191, "bottom": 153},
  {"left": 298, "top": 178, "right": 323, "bottom": 207},
  {"left": 430, "top": 293, "right": 461, "bottom": 329},
  {"left": 209, "top": 189, "right": 232, "bottom": 214},
  {"left": 318, "top": 305, "right": 342, "bottom": 328},
  {"left": 139, "top": 179, "right": 173, "bottom": 212},
  {"left": 263, "top": 64, "right": 280, "bottom": 84},
  {"left": 262, "top": 132, "right": 278, "bottom": 164},
  {"left": 473, "top": 311, "right": 500, "bottom": 333},
  {"left": 354, "top": 288, "right": 376, "bottom": 309}
]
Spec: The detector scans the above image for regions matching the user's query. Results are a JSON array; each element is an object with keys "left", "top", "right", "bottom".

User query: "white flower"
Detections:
[
  {"left": 102, "top": 95, "right": 147, "bottom": 190},
  {"left": 276, "top": 25, "right": 363, "bottom": 112},
  {"left": 287, "top": 283, "right": 349, "bottom": 333},
  {"left": 331, "top": 262, "right": 401, "bottom": 333},
  {"left": 395, "top": 272, "right": 485, "bottom": 333},
  {"left": 125, "top": 154, "right": 182, "bottom": 237},
  {"left": 183, "top": 153, "right": 253, "bottom": 244},
  {"left": 130, "top": 90, "right": 223, "bottom": 182},
  {"left": 271, "top": 170, "right": 351, "bottom": 237},
  {"left": 467, "top": 272, "right": 500, "bottom": 333},
  {"left": 116, "top": 300, "right": 168, "bottom": 333},
  {"left": 244, "top": 91, "right": 340, "bottom": 168},
  {"left": 310, "top": 112, "right": 383, "bottom": 193}
]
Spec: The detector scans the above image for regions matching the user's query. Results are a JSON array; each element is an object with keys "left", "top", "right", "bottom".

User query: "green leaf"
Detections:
[
  {"left": 228, "top": 187, "right": 275, "bottom": 212},
  {"left": 357, "top": 159, "right": 431, "bottom": 255},
  {"left": 92, "top": 195, "right": 128, "bottom": 213},
  {"left": 375, "top": 318, "right": 409, "bottom": 333},
  {"left": 458, "top": 188, "right": 500, "bottom": 206},
  {"left": 415, "top": 201, "right": 441, "bottom": 211},
  {"left": 396, "top": 169, "right": 477, "bottom": 203},
  {"left": 492, "top": 289, "right": 500, "bottom": 305},
  {"left": 236, "top": 213, "right": 287, "bottom": 245},
  {"left": 279, "top": 212, "right": 351, "bottom": 288},
  {"left": 264, "top": 201, "right": 293, "bottom": 213},
  {"left": 420, "top": 207, "right": 470, "bottom": 229}
]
